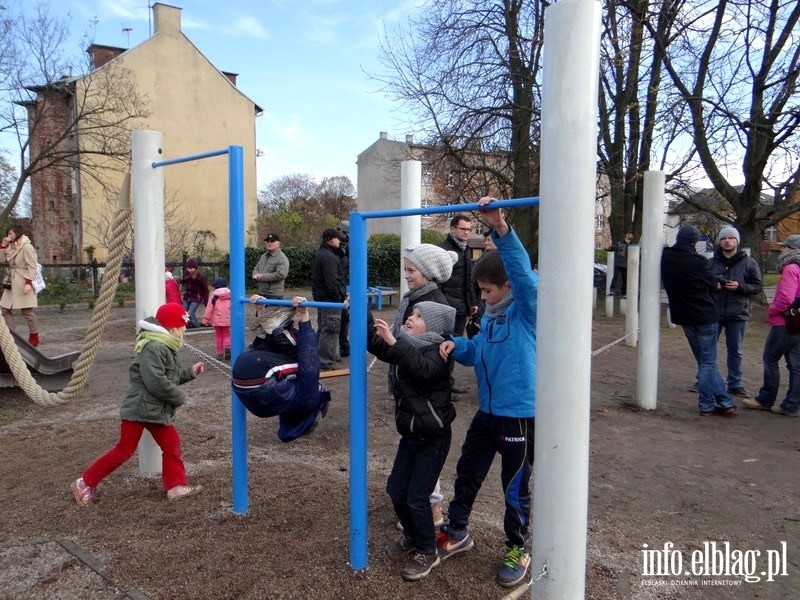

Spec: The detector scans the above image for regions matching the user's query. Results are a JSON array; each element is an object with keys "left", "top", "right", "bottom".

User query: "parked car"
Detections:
[{"left": 593, "top": 263, "right": 607, "bottom": 291}]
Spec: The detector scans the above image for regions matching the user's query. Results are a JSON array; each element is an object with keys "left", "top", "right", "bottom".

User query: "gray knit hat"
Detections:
[
  {"left": 415, "top": 301, "right": 456, "bottom": 335},
  {"left": 404, "top": 244, "right": 458, "bottom": 284},
  {"left": 779, "top": 235, "right": 800, "bottom": 250},
  {"left": 718, "top": 226, "right": 740, "bottom": 244}
]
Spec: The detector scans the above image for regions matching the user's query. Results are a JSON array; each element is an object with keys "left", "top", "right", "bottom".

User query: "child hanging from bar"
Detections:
[{"left": 231, "top": 296, "right": 331, "bottom": 442}]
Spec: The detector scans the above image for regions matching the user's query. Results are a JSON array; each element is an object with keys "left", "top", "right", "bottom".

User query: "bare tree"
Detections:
[
  {"left": 373, "top": 0, "right": 546, "bottom": 257},
  {"left": 317, "top": 175, "right": 356, "bottom": 218},
  {"left": 258, "top": 173, "right": 318, "bottom": 213},
  {"left": 649, "top": 0, "right": 800, "bottom": 256},
  {"left": 0, "top": 2, "right": 150, "bottom": 236}
]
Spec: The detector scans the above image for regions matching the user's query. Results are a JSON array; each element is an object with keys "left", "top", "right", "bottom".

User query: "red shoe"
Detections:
[{"left": 28, "top": 333, "right": 40, "bottom": 347}]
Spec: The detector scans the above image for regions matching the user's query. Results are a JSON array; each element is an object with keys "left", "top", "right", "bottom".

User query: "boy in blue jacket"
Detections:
[{"left": 436, "top": 196, "right": 538, "bottom": 588}]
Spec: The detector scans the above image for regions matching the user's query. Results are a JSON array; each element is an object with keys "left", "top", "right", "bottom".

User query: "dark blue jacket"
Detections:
[
  {"left": 661, "top": 243, "right": 719, "bottom": 326},
  {"left": 708, "top": 249, "right": 763, "bottom": 321}
]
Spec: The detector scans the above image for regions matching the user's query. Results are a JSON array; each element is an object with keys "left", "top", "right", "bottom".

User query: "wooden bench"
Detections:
[{"left": 367, "top": 286, "right": 399, "bottom": 310}]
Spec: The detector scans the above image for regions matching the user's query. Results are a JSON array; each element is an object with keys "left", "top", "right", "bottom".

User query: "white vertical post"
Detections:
[
  {"left": 131, "top": 130, "right": 166, "bottom": 474},
  {"left": 624, "top": 245, "right": 640, "bottom": 346},
  {"left": 638, "top": 171, "right": 665, "bottom": 409},
  {"left": 534, "top": 0, "right": 601, "bottom": 598},
  {"left": 605, "top": 251, "right": 614, "bottom": 317},
  {"left": 400, "top": 160, "right": 422, "bottom": 296}
]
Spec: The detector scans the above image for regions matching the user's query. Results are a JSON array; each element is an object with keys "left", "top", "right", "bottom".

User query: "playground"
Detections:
[{"left": 0, "top": 298, "right": 798, "bottom": 599}]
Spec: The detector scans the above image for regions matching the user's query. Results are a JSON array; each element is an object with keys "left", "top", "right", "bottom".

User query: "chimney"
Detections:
[
  {"left": 222, "top": 71, "right": 238, "bottom": 86},
  {"left": 153, "top": 3, "right": 182, "bottom": 35},
  {"left": 405, "top": 134, "right": 414, "bottom": 144},
  {"left": 86, "top": 44, "right": 126, "bottom": 70},
  {"left": 379, "top": 131, "right": 388, "bottom": 140}
]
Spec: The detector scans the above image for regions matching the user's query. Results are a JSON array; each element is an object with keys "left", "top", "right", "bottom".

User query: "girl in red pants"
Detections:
[{"left": 71, "top": 303, "right": 205, "bottom": 505}]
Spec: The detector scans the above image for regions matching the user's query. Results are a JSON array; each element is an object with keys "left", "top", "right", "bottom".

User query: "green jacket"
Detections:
[{"left": 119, "top": 322, "right": 195, "bottom": 425}]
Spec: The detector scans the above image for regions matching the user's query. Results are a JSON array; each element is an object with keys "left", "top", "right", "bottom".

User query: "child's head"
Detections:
[
  {"left": 156, "top": 303, "right": 190, "bottom": 340},
  {"left": 483, "top": 229, "right": 496, "bottom": 251},
  {"left": 185, "top": 258, "right": 198, "bottom": 273},
  {"left": 473, "top": 251, "right": 511, "bottom": 305},
  {"left": 403, "top": 244, "right": 458, "bottom": 289},
  {"left": 405, "top": 301, "right": 456, "bottom": 336},
  {"left": 212, "top": 278, "right": 228, "bottom": 289}
]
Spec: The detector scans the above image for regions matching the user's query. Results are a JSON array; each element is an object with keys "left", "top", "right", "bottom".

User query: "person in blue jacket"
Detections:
[
  {"left": 231, "top": 296, "right": 331, "bottom": 442},
  {"left": 435, "top": 196, "right": 537, "bottom": 589}
]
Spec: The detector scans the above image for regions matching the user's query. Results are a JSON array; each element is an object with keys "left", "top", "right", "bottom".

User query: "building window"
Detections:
[
  {"left": 446, "top": 171, "right": 457, "bottom": 188},
  {"left": 595, "top": 214, "right": 604, "bottom": 232},
  {"left": 422, "top": 169, "right": 433, "bottom": 186},
  {"left": 764, "top": 227, "right": 778, "bottom": 242},
  {"left": 49, "top": 201, "right": 55, "bottom": 210}
]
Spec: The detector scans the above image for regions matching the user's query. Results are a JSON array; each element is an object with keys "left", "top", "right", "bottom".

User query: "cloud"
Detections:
[{"left": 234, "top": 16, "right": 269, "bottom": 39}]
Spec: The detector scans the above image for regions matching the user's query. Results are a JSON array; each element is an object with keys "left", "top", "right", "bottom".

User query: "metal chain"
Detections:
[
  {"left": 591, "top": 329, "right": 640, "bottom": 358},
  {"left": 183, "top": 340, "right": 232, "bottom": 377}
]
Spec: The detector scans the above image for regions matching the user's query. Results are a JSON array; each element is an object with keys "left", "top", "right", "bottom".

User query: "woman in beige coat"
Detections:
[{"left": 0, "top": 224, "right": 39, "bottom": 346}]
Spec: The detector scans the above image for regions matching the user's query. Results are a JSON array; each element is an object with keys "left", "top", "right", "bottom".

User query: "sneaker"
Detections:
[
  {"left": 397, "top": 502, "right": 445, "bottom": 532},
  {"left": 716, "top": 405, "right": 737, "bottom": 416},
  {"left": 71, "top": 478, "right": 97, "bottom": 506},
  {"left": 401, "top": 551, "right": 440, "bottom": 581},
  {"left": 497, "top": 545, "right": 531, "bottom": 587},
  {"left": 728, "top": 387, "right": 750, "bottom": 398},
  {"left": 770, "top": 405, "right": 800, "bottom": 417},
  {"left": 224, "top": 347, "right": 231, "bottom": 361},
  {"left": 166, "top": 484, "right": 203, "bottom": 501},
  {"left": 216, "top": 353, "right": 224, "bottom": 360},
  {"left": 436, "top": 525, "right": 474, "bottom": 560},
  {"left": 385, "top": 535, "right": 415, "bottom": 560},
  {"left": 742, "top": 398, "right": 771, "bottom": 410}
]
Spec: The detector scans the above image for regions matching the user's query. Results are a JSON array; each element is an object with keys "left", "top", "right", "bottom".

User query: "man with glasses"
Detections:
[{"left": 440, "top": 215, "right": 479, "bottom": 393}]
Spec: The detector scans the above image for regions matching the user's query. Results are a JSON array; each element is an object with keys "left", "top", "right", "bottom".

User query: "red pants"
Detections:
[
  {"left": 214, "top": 326, "right": 231, "bottom": 355},
  {"left": 82, "top": 420, "right": 187, "bottom": 490}
]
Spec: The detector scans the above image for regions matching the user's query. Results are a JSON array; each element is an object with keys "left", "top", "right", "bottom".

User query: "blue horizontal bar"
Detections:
[
  {"left": 358, "top": 196, "right": 540, "bottom": 220},
  {"left": 152, "top": 148, "right": 230, "bottom": 168},
  {"left": 240, "top": 297, "right": 346, "bottom": 310}
]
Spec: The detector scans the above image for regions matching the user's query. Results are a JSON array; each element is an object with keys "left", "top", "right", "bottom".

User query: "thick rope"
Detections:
[{"left": 0, "top": 175, "right": 131, "bottom": 406}]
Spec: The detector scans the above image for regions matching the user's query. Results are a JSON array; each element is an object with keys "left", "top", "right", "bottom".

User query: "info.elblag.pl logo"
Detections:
[{"left": 640, "top": 542, "right": 788, "bottom": 587}]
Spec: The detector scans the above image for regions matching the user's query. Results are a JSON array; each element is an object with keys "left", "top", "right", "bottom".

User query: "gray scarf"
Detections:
[
  {"left": 450, "top": 234, "right": 468, "bottom": 252},
  {"left": 777, "top": 249, "right": 800, "bottom": 272},
  {"left": 485, "top": 290, "right": 514, "bottom": 319},
  {"left": 392, "top": 282, "right": 439, "bottom": 333}
]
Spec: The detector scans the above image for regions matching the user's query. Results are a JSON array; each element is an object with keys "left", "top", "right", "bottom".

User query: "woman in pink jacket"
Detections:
[
  {"left": 745, "top": 235, "right": 800, "bottom": 416},
  {"left": 202, "top": 278, "right": 231, "bottom": 360}
]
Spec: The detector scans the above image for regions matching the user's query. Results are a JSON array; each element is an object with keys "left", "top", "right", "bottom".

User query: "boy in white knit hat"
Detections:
[
  {"left": 368, "top": 300, "right": 457, "bottom": 582},
  {"left": 707, "top": 226, "right": 763, "bottom": 397}
]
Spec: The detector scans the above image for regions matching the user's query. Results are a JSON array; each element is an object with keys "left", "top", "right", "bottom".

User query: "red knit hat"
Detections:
[{"left": 156, "top": 303, "right": 189, "bottom": 329}]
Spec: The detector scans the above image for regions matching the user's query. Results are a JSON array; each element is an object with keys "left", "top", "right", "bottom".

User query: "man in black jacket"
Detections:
[
  {"left": 662, "top": 225, "right": 737, "bottom": 416},
  {"left": 311, "top": 229, "right": 346, "bottom": 370},
  {"left": 439, "top": 215, "right": 479, "bottom": 393},
  {"left": 707, "top": 226, "right": 763, "bottom": 398}
]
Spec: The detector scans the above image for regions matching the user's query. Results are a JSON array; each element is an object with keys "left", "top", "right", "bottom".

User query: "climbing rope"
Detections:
[{"left": 0, "top": 175, "right": 132, "bottom": 406}]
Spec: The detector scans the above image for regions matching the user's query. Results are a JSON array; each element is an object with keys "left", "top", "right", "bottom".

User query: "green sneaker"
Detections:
[{"left": 497, "top": 545, "right": 530, "bottom": 587}]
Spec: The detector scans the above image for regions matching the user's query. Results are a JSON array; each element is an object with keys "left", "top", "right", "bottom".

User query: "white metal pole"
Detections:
[
  {"left": 400, "top": 160, "right": 422, "bottom": 296},
  {"left": 605, "top": 251, "right": 614, "bottom": 317},
  {"left": 533, "top": 0, "right": 601, "bottom": 597},
  {"left": 638, "top": 171, "right": 665, "bottom": 409},
  {"left": 131, "top": 129, "right": 166, "bottom": 474},
  {"left": 624, "top": 245, "right": 640, "bottom": 346}
]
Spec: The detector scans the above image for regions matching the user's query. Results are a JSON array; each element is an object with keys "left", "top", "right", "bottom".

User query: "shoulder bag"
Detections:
[{"left": 783, "top": 297, "right": 800, "bottom": 334}]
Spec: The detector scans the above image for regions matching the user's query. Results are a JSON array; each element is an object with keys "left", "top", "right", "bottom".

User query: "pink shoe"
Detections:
[
  {"left": 71, "top": 478, "right": 97, "bottom": 506},
  {"left": 166, "top": 484, "right": 203, "bottom": 501}
]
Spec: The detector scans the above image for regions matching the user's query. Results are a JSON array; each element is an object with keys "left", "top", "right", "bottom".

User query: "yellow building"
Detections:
[{"left": 27, "top": 3, "right": 261, "bottom": 262}]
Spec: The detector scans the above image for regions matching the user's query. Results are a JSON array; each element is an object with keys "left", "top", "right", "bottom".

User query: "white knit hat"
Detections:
[
  {"left": 404, "top": 244, "right": 458, "bottom": 284},
  {"left": 415, "top": 301, "right": 456, "bottom": 335}
]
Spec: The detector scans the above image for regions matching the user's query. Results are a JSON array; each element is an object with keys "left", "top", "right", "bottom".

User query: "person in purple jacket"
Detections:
[{"left": 744, "top": 235, "right": 800, "bottom": 416}]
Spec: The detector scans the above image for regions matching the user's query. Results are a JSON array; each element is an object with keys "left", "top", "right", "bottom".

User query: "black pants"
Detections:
[
  {"left": 610, "top": 267, "right": 627, "bottom": 296},
  {"left": 387, "top": 432, "right": 451, "bottom": 554},
  {"left": 447, "top": 411, "right": 534, "bottom": 548},
  {"left": 339, "top": 309, "right": 350, "bottom": 356}
]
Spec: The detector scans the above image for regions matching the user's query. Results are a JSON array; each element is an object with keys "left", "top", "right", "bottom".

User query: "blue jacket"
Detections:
[{"left": 451, "top": 228, "right": 537, "bottom": 418}]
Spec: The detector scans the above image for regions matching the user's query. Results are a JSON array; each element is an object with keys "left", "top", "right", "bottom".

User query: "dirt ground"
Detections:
[{"left": 0, "top": 294, "right": 798, "bottom": 600}]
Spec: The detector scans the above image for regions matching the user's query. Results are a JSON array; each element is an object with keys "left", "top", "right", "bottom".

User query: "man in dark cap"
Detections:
[
  {"left": 252, "top": 233, "right": 290, "bottom": 299},
  {"left": 311, "top": 229, "right": 346, "bottom": 370},
  {"left": 336, "top": 221, "right": 351, "bottom": 358},
  {"left": 661, "top": 225, "right": 737, "bottom": 416}
]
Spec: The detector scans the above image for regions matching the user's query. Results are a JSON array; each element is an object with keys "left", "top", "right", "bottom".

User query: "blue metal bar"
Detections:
[
  {"left": 361, "top": 196, "right": 539, "bottom": 220},
  {"left": 243, "top": 298, "right": 345, "bottom": 310},
  {"left": 227, "top": 145, "right": 248, "bottom": 514},
  {"left": 152, "top": 148, "right": 229, "bottom": 168},
  {"left": 348, "top": 212, "right": 369, "bottom": 571}
]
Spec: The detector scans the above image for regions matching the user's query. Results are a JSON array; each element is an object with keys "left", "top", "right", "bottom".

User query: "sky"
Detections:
[{"left": 42, "top": 0, "right": 425, "bottom": 193}]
